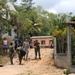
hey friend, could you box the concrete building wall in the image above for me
[2,28,17,39]
[30,36,53,47]
[54,53,68,68]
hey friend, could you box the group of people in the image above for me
[2,37,41,65]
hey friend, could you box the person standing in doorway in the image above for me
[23,39,29,60]
[34,40,41,60]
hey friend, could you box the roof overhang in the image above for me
[66,21,75,25]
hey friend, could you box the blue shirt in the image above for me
[14,38,19,45]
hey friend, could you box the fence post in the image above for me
[67,25,71,68]
[54,36,57,55]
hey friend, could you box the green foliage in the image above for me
[0,0,6,19]
[52,28,67,53]
[70,27,75,65]
[0,0,74,43]
[71,16,75,21]
[0,0,12,36]
[64,68,70,75]
[10,0,17,2]
[17,0,34,11]
[14,3,60,37]
[52,13,68,53]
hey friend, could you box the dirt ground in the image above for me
[0,48,73,75]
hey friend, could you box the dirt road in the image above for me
[0,48,64,75]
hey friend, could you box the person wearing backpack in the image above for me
[18,46,26,65]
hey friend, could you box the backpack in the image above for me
[20,49,26,57]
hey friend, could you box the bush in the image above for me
[64,68,70,75]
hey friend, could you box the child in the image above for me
[9,42,14,65]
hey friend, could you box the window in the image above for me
[49,40,52,44]
[41,40,45,44]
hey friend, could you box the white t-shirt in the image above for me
[3,40,7,45]
[23,41,29,51]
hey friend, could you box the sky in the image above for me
[16,0,75,15]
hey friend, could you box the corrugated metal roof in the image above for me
[30,36,53,39]
[66,21,75,25]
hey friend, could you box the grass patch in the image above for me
[0,55,9,64]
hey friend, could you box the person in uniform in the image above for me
[9,42,14,65]
[34,40,41,60]
[18,46,26,65]
[16,45,26,65]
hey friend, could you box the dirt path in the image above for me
[0,48,64,75]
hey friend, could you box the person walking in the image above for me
[23,39,29,60]
[34,40,41,60]
[9,42,14,65]
[18,45,26,65]
[14,36,19,51]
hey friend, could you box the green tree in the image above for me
[52,13,72,53]
[0,0,12,36]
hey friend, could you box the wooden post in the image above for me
[54,36,57,55]
[67,25,71,68]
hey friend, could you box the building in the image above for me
[30,36,53,48]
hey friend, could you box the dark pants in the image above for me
[10,57,13,64]
[19,55,23,65]
[19,50,26,65]
[9,53,14,64]
[35,48,41,59]
[15,44,18,50]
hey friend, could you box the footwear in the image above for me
[26,58,28,61]
[35,57,37,59]
[11,63,14,65]
[39,57,41,60]
[19,63,21,65]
